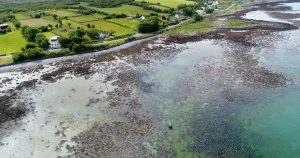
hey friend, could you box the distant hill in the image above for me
[0,0,55,4]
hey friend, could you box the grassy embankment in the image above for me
[225,19,259,28]
[164,20,216,35]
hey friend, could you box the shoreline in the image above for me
[0,0,298,72]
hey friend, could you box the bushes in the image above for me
[193,14,204,22]
[70,43,93,53]
[13,48,45,62]
[0,27,11,35]
[13,21,21,29]
[39,26,49,32]
[138,16,160,33]
[89,0,133,8]
[86,28,100,39]
[104,13,127,19]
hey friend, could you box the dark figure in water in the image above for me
[168,123,173,130]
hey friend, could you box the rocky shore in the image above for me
[0,1,299,157]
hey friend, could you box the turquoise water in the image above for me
[140,30,300,157]
[241,30,300,157]
[241,88,300,158]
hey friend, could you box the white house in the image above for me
[138,16,145,20]
[174,14,180,18]
[49,36,61,49]
[99,31,110,38]
[196,10,206,16]
[207,1,219,9]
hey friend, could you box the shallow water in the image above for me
[139,30,300,157]
[242,10,291,24]
[1,2,300,158]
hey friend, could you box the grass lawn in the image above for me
[86,20,135,36]
[51,28,72,37]
[43,16,55,21]
[92,13,107,19]
[108,18,139,30]
[95,5,155,17]
[62,19,87,29]
[164,20,215,35]
[0,56,13,65]
[20,18,57,27]
[69,15,98,23]
[50,10,77,17]
[149,4,170,10]
[13,13,31,20]
[0,30,27,55]
[42,32,57,40]
[136,0,195,8]
[225,19,259,28]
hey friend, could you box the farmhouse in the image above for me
[207,1,220,9]
[196,10,206,16]
[49,36,61,49]
[0,24,9,30]
[138,16,146,20]
[99,31,110,38]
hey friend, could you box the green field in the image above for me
[164,20,215,34]
[108,18,139,30]
[13,13,31,20]
[62,19,87,29]
[0,56,13,65]
[225,19,259,28]
[0,30,27,55]
[92,13,107,19]
[42,32,57,40]
[95,5,155,17]
[86,20,135,36]
[136,0,195,8]
[150,4,170,10]
[69,15,98,23]
[50,10,77,17]
[20,18,57,27]
[51,28,72,37]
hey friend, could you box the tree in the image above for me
[59,37,72,48]
[205,8,214,14]
[138,16,160,33]
[23,27,40,42]
[48,24,53,30]
[14,21,21,29]
[183,7,194,16]
[86,28,99,39]
[39,26,49,32]
[87,23,91,28]
[35,34,49,50]
[25,48,44,59]
[69,28,85,39]
[34,14,41,18]
[67,23,71,28]
[52,14,58,20]
[21,25,29,35]
[193,14,204,22]
[14,48,44,62]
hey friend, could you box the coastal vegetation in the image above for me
[0,0,243,65]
